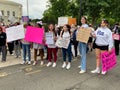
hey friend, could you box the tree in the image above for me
[42,0,120,25]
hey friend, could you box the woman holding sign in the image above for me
[78,16,89,73]
[46,24,58,68]
[21,24,31,65]
[91,19,113,75]
[33,23,44,66]
[60,24,72,70]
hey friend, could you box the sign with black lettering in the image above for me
[101,48,117,72]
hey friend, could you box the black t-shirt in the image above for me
[0,32,7,46]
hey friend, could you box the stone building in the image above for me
[0,0,22,25]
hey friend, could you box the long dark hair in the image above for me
[48,24,57,36]
[61,24,71,37]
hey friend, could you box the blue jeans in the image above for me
[62,43,72,62]
[79,42,87,71]
[22,44,31,61]
[14,41,21,57]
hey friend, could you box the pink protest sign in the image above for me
[113,34,120,40]
[25,26,44,44]
[101,48,117,72]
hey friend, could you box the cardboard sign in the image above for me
[58,17,77,26]
[55,37,70,49]
[101,48,117,72]
[25,26,44,44]
[6,25,25,42]
[45,32,54,44]
[68,18,76,25]
[76,28,91,43]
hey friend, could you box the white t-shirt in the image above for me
[62,31,70,40]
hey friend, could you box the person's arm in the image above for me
[108,30,114,51]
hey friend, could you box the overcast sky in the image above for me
[9,0,48,19]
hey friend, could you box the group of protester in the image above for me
[0,16,120,75]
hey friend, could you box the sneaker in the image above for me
[91,69,100,74]
[10,53,14,56]
[33,61,37,65]
[101,71,107,75]
[26,57,29,60]
[28,61,31,65]
[46,62,52,67]
[52,62,56,67]
[21,61,26,65]
[79,70,86,74]
[1,60,6,63]
[15,56,18,58]
[40,61,44,65]
[78,65,81,68]
[62,62,66,68]
[66,63,71,70]
[18,56,21,58]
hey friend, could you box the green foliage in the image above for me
[42,0,120,25]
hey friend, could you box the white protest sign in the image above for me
[58,17,68,26]
[45,32,54,44]
[6,25,25,42]
[55,37,70,49]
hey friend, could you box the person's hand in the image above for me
[108,49,112,54]
[92,33,96,38]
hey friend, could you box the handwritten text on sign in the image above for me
[45,32,54,44]
[55,37,70,49]
[25,26,44,44]
[76,28,91,43]
[6,25,25,42]
[101,48,117,72]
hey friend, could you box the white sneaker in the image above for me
[46,62,52,67]
[66,63,71,70]
[33,61,37,65]
[21,61,26,65]
[91,69,100,74]
[52,62,56,67]
[101,71,107,75]
[40,61,44,65]
[26,57,29,60]
[62,62,66,68]
[10,53,14,56]
[78,65,81,68]
[18,56,21,58]
[28,61,31,65]
[79,70,86,74]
